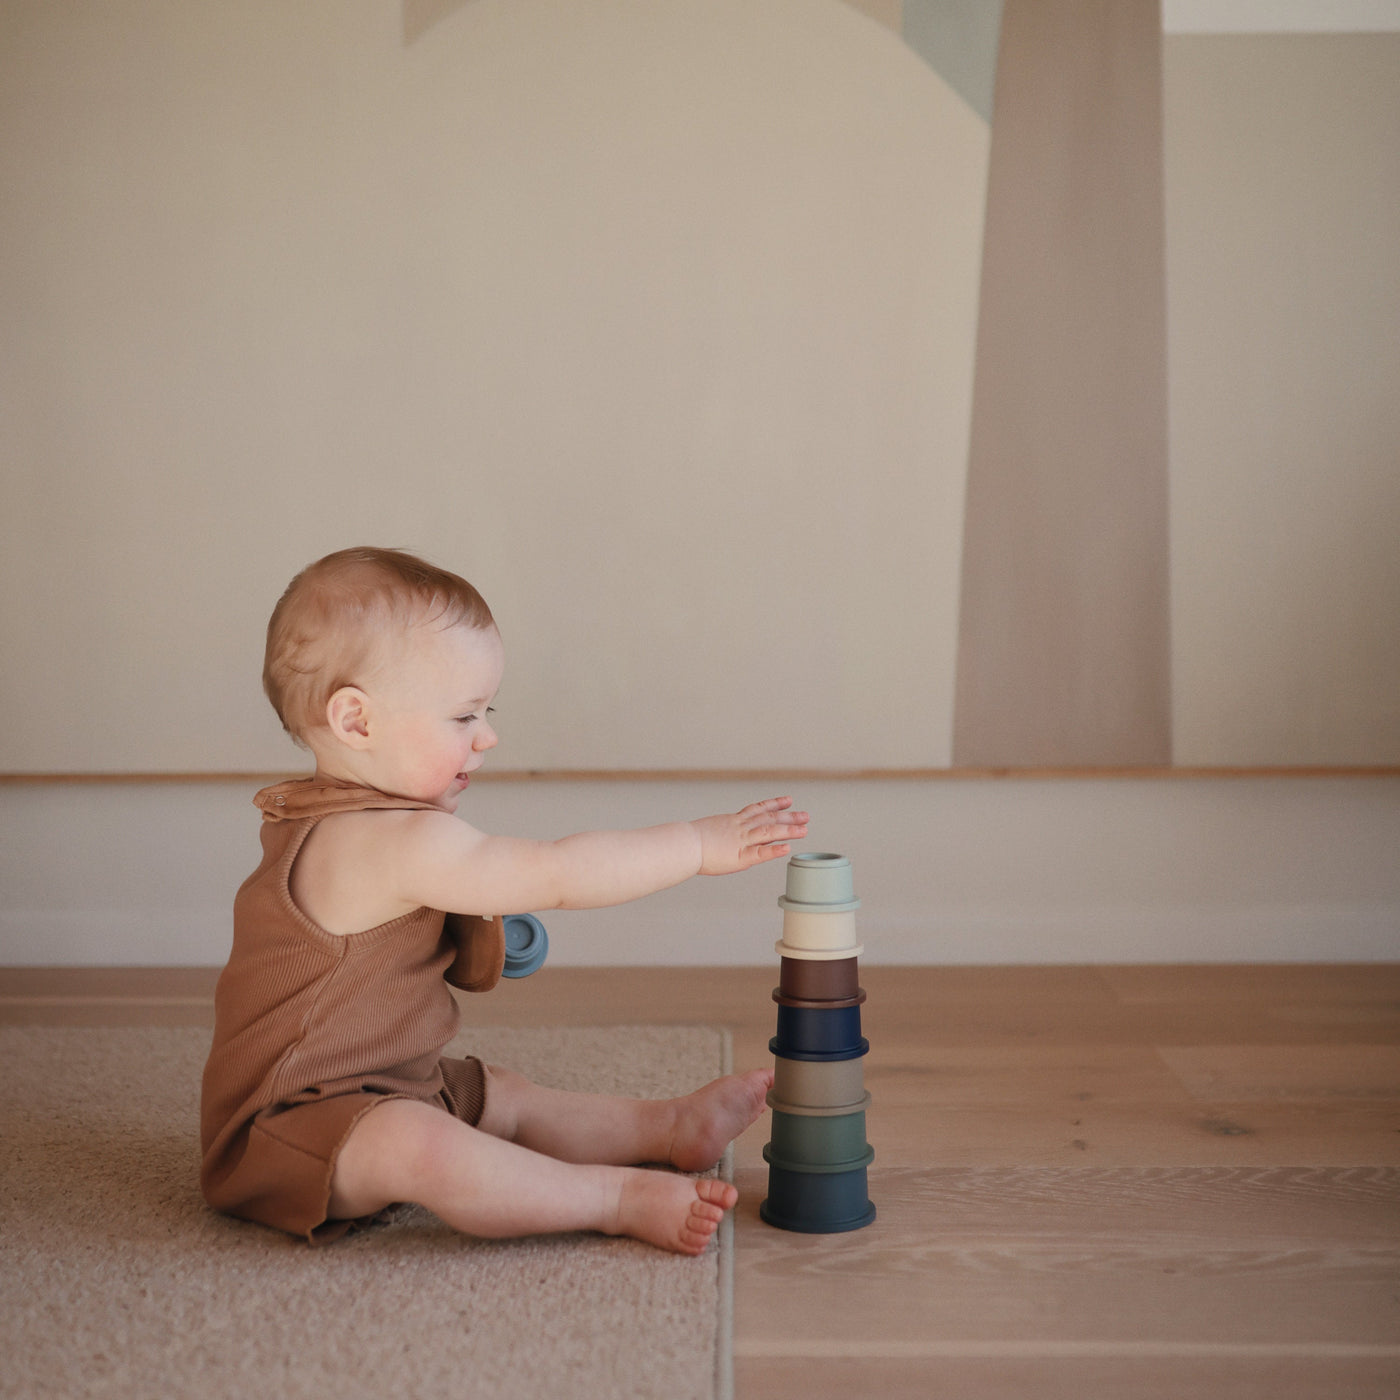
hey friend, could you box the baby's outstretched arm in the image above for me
[372,797,809,917]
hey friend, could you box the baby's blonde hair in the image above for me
[263,546,495,746]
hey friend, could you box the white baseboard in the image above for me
[3,776,1398,966]
[3,901,1395,967]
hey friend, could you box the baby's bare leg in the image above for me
[328,1098,736,1254]
[479,1065,773,1171]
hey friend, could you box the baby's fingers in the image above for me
[742,840,793,867]
[747,810,809,837]
[740,798,809,826]
[745,816,809,854]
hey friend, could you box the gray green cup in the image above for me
[770,1055,867,1110]
[767,1099,871,1168]
[780,852,860,911]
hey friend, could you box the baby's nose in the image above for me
[475,723,498,751]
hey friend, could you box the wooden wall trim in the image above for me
[953,0,1173,765]
[2,767,1398,785]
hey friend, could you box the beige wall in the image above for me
[0,0,987,774]
[4,5,1397,776]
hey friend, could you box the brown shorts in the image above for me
[209,1055,488,1244]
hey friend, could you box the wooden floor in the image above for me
[4,963,1398,1399]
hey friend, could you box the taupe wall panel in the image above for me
[403,0,471,45]
[953,0,1173,767]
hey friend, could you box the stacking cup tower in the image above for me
[760,853,876,1233]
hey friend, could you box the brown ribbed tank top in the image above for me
[199,777,504,1216]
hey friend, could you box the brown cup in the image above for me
[779,955,860,1002]
[772,986,866,1011]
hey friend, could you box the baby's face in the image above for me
[361,620,504,811]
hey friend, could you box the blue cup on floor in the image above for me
[501,914,548,978]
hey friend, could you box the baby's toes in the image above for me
[679,1212,722,1253]
[690,1199,725,1227]
[696,1178,738,1210]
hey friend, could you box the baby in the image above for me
[200,546,808,1253]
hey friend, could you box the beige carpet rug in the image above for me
[0,1024,734,1400]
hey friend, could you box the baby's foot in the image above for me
[613,1171,739,1255]
[667,1069,773,1173]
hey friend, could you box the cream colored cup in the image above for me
[774,939,866,962]
[780,908,858,952]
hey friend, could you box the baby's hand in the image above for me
[693,798,809,875]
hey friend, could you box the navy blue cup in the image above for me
[760,1151,877,1234]
[771,1001,864,1057]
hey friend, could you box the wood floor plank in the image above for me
[732,1165,1400,1349]
[1157,1044,1400,1101]
[736,1352,1400,1400]
[1100,963,1400,1005]
[0,966,220,1000]
[866,1043,1191,1107]
[0,965,220,1026]
[845,1099,1400,1168]
[1100,965,1400,1046]
[854,965,1146,1046]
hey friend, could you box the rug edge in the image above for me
[716,1024,735,1400]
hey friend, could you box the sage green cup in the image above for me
[782,852,858,907]
[766,1096,872,1169]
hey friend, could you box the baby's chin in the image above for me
[433,773,473,811]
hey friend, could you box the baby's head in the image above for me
[264,546,495,750]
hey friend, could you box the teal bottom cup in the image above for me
[759,1152,876,1234]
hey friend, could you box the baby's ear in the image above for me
[324,687,372,748]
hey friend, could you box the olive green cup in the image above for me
[770,1056,867,1111]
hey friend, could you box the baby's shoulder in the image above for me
[312,803,447,848]
[292,807,463,934]
[316,804,479,862]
